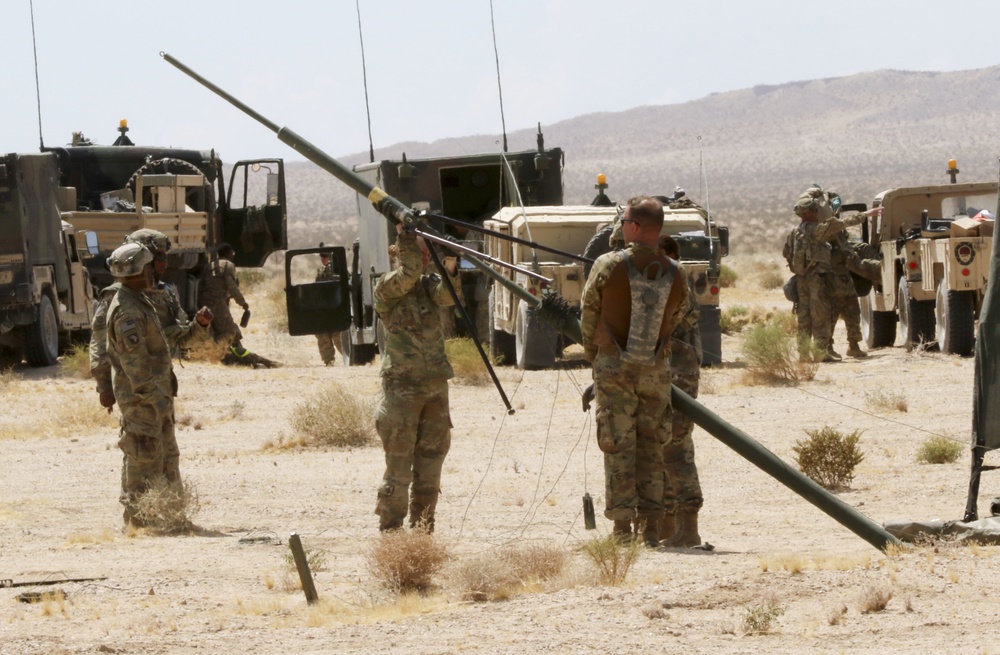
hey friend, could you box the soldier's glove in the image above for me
[581,383,595,412]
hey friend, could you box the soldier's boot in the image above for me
[846,342,867,358]
[612,520,634,544]
[408,493,437,533]
[658,512,677,542]
[664,511,701,548]
[823,348,842,363]
[639,520,660,549]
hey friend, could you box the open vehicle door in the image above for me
[224,159,287,266]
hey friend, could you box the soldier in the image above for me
[198,242,248,349]
[829,230,867,358]
[581,196,687,548]
[657,236,704,547]
[91,229,212,415]
[315,245,344,366]
[104,242,177,527]
[372,224,461,532]
[783,186,869,362]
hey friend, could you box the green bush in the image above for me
[793,426,865,489]
[741,319,818,383]
[916,436,963,464]
[237,269,267,290]
[718,264,739,288]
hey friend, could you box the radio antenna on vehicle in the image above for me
[29,0,45,149]
[489,0,509,153]
[355,0,375,163]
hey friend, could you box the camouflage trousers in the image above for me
[593,352,671,522]
[201,292,242,344]
[831,293,862,345]
[795,272,834,352]
[117,400,179,522]
[316,331,343,365]
[374,377,452,530]
[663,368,703,515]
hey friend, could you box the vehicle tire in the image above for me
[582,225,615,279]
[860,292,896,349]
[514,300,557,370]
[487,286,515,366]
[340,331,377,366]
[897,276,936,350]
[22,294,60,367]
[936,286,975,356]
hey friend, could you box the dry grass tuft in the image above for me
[451,543,567,601]
[740,319,819,384]
[59,343,92,379]
[720,304,774,335]
[828,603,848,626]
[864,389,908,413]
[857,582,893,613]
[49,393,119,434]
[445,338,493,386]
[580,534,641,586]
[793,426,865,490]
[915,436,964,465]
[366,528,449,593]
[184,338,231,364]
[739,595,785,635]
[284,382,376,449]
[65,529,116,546]
[130,478,201,534]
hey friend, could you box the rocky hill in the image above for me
[286,66,1000,255]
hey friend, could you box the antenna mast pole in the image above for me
[29,0,45,149]
[489,0,508,153]
[356,0,375,163]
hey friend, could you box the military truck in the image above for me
[45,121,287,316]
[341,134,564,365]
[0,153,96,367]
[483,205,610,369]
[859,161,997,355]
[580,190,729,367]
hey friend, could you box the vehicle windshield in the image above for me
[942,193,997,219]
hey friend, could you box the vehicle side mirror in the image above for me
[717,226,730,257]
[85,231,100,255]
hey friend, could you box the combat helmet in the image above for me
[125,228,171,254]
[107,242,153,278]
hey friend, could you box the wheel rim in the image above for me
[935,285,948,349]
[860,294,873,344]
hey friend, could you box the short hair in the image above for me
[659,235,679,258]
[217,243,235,258]
[625,196,664,230]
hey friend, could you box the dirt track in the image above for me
[2,282,999,655]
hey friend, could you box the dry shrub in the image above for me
[793,426,865,490]
[237,269,267,291]
[184,337,231,363]
[741,319,819,384]
[916,436,964,464]
[857,583,893,613]
[864,389,908,413]
[59,343,92,379]
[828,604,848,626]
[287,382,376,448]
[366,528,449,593]
[580,534,641,586]
[51,393,118,433]
[739,595,785,635]
[718,264,739,288]
[451,543,567,601]
[131,478,201,534]
[283,547,329,574]
[720,304,773,334]
[445,338,492,386]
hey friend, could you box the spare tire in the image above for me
[127,158,210,211]
[582,225,615,278]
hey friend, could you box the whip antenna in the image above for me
[29,0,45,149]
[489,0,508,153]
[355,0,375,163]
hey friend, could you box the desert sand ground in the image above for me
[3,270,1000,655]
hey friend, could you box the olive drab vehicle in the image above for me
[0,153,95,367]
[49,121,287,316]
[340,133,564,365]
[859,160,997,355]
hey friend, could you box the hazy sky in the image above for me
[4,0,998,163]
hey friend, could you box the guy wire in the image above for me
[355,0,375,163]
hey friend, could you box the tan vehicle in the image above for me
[484,205,612,369]
[860,161,996,355]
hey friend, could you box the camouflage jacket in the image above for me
[374,231,460,381]
[670,268,702,388]
[107,285,173,413]
[201,258,246,308]
[316,262,335,282]
[581,242,686,363]
[785,213,863,276]
[90,281,207,394]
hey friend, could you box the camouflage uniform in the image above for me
[199,258,246,344]
[581,242,683,532]
[828,232,863,352]
[372,230,461,531]
[107,285,176,525]
[783,190,863,356]
[847,241,883,282]
[662,276,703,517]
[315,261,344,365]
